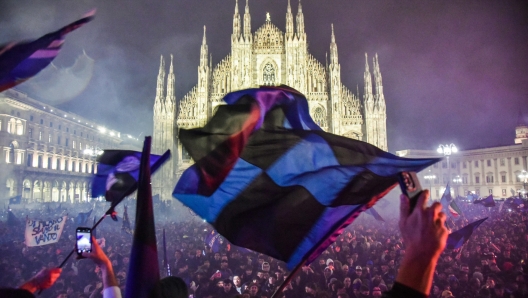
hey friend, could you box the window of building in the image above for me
[514,157,519,165]
[435,189,440,198]
[38,156,43,168]
[56,158,61,170]
[47,157,52,169]
[65,138,69,147]
[30,115,34,121]
[58,136,61,145]
[433,163,438,168]
[39,131,42,141]
[500,159,505,166]
[48,134,52,143]
[462,175,468,184]
[78,162,82,172]
[476,189,480,196]
[262,62,276,86]
[50,122,53,128]
[79,142,82,150]
[74,130,76,135]
[27,153,33,167]
[463,162,467,169]
[434,177,439,184]
[313,107,327,128]
[451,162,456,169]
[7,143,15,163]
[59,125,61,130]
[474,160,479,167]
[66,128,69,132]
[502,189,506,196]
[443,174,448,184]
[487,160,491,167]
[73,140,76,149]
[488,189,493,195]
[486,175,494,183]
[11,110,14,115]
[40,119,43,124]
[501,175,506,183]
[442,162,447,169]
[475,176,480,184]
[28,128,33,138]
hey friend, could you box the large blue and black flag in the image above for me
[9,195,22,205]
[0,10,95,92]
[446,217,487,249]
[91,149,170,211]
[205,229,224,253]
[173,86,440,270]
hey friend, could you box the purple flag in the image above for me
[0,10,95,92]
[446,218,487,249]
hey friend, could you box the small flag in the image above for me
[448,200,462,219]
[474,194,495,207]
[440,184,452,209]
[9,195,22,205]
[91,150,170,211]
[205,230,224,253]
[365,207,385,222]
[0,10,95,92]
[173,86,440,270]
[125,137,160,298]
[7,210,20,226]
[122,205,132,235]
[510,188,516,196]
[75,209,93,226]
[446,218,487,249]
[466,192,478,201]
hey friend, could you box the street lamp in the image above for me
[424,173,436,193]
[519,170,528,198]
[438,143,458,195]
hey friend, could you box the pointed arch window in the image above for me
[313,107,327,128]
[262,63,276,86]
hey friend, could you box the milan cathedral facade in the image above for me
[152,0,387,201]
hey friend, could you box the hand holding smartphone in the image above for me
[398,172,423,214]
[76,227,92,255]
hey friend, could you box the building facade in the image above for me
[395,126,528,200]
[0,88,140,204]
[152,0,388,201]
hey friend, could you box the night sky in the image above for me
[1,0,527,152]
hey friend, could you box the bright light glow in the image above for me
[64,115,67,117]
[50,109,53,112]
[437,144,458,156]
[109,132,115,136]
[98,127,106,133]
[83,148,94,155]
[437,147,443,154]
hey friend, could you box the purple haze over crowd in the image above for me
[1,0,527,152]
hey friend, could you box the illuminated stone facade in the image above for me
[0,89,140,204]
[152,0,388,200]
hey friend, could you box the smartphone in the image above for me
[398,171,423,213]
[76,227,92,255]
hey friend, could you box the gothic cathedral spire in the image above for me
[233,0,240,39]
[296,0,305,39]
[330,24,338,66]
[166,54,175,107]
[285,0,294,39]
[243,0,252,40]
[154,55,165,114]
[364,53,373,104]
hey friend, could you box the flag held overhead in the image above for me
[173,86,440,270]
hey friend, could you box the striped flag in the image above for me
[173,86,440,270]
[0,10,95,92]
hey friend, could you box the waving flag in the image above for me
[474,194,496,207]
[440,184,452,208]
[446,218,487,249]
[0,10,95,92]
[122,205,132,235]
[205,229,224,253]
[125,137,160,298]
[91,150,170,210]
[448,200,462,218]
[173,86,440,270]
[365,207,385,222]
[75,209,93,226]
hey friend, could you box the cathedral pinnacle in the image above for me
[202,26,207,45]
[331,23,335,43]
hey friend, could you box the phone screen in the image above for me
[76,227,92,254]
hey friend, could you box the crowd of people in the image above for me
[0,192,527,298]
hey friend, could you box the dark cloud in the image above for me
[1,0,527,151]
